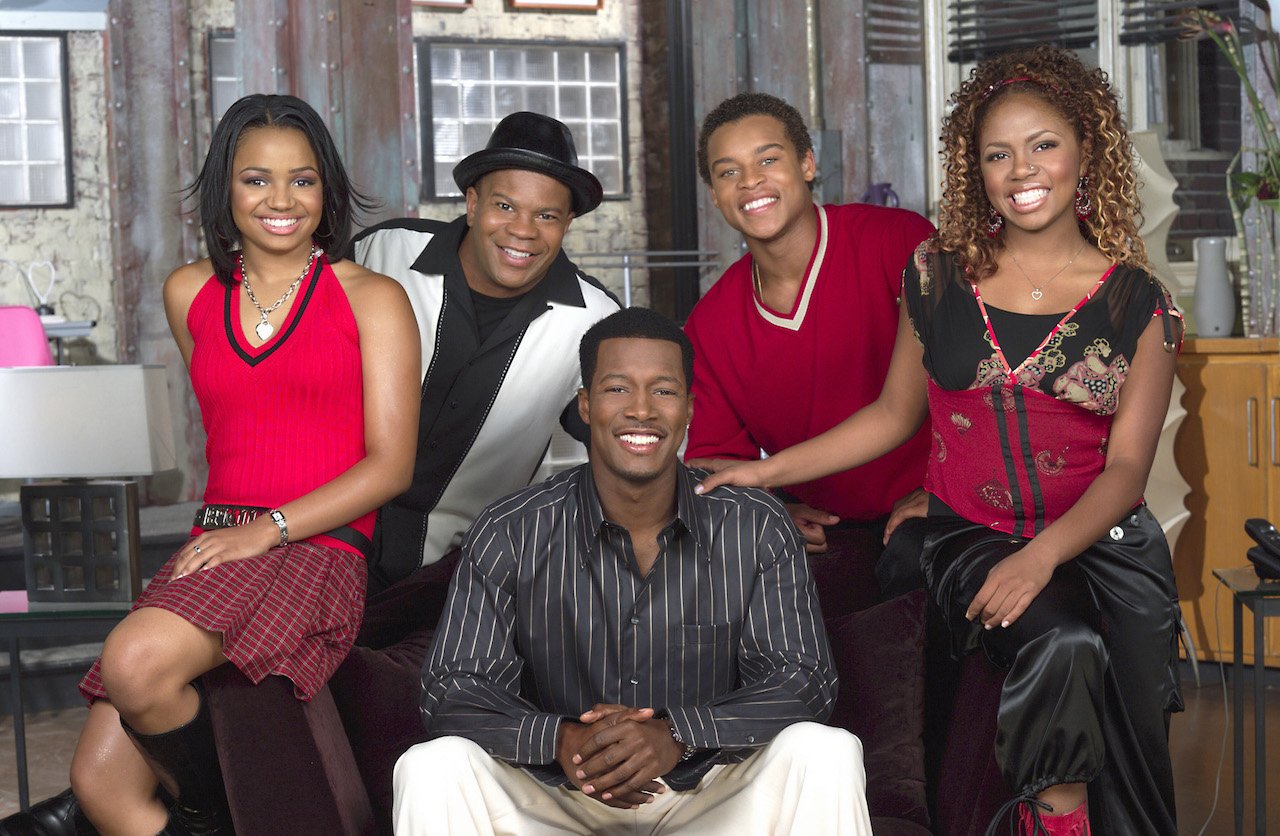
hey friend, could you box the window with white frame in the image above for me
[0,33,70,208]
[416,40,626,201]
[208,32,242,126]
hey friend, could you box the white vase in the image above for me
[1194,237,1234,337]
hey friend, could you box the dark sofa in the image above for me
[205,524,1010,835]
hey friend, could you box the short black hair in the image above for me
[188,94,378,286]
[579,307,694,390]
[696,92,814,185]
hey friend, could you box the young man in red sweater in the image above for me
[685,93,935,610]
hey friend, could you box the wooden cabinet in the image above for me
[1174,337,1280,666]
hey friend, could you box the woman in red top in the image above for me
[697,46,1182,835]
[56,95,419,834]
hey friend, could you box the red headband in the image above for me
[981,75,1064,100]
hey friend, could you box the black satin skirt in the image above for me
[920,505,1183,835]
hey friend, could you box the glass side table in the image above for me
[0,596,126,810]
[1212,566,1280,836]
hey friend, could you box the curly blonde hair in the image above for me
[936,44,1147,279]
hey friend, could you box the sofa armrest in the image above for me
[203,666,374,836]
[329,628,435,833]
[869,818,933,836]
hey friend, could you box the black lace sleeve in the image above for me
[902,240,968,382]
[1102,266,1186,358]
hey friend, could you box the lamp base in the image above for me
[20,481,142,610]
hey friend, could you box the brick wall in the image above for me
[1166,157,1236,246]
[1197,39,1241,152]
[1165,42,1241,256]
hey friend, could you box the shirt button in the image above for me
[629,616,640,625]
[630,678,639,685]
[450,400,459,409]
[746,735,755,744]
[428,441,439,450]
[1109,526,1124,541]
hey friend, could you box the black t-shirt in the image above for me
[469,288,522,344]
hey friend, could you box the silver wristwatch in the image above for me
[268,509,289,547]
[666,718,697,761]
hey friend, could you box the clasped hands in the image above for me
[555,704,685,809]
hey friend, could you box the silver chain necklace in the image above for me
[240,243,316,341]
[1007,240,1086,301]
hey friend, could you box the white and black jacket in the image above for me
[351,216,619,588]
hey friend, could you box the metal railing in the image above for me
[573,249,723,307]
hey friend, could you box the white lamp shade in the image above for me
[0,364,177,478]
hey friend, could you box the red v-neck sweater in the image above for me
[185,257,373,552]
[684,203,934,521]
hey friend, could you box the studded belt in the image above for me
[193,503,372,560]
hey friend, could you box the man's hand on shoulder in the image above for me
[883,488,928,544]
[684,457,742,474]
[785,502,840,554]
[556,705,676,808]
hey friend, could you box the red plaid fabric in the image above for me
[80,540,366,703]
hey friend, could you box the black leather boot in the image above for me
[0,789,96,836]
[121,688,233,836]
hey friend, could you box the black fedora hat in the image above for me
[452,112,604,216]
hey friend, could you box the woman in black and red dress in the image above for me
[697,45,1182,835]
[51,95,419,834]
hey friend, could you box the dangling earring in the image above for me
[986,206,1004,238]
[1074,176,1094,221]
[316,208,337,241]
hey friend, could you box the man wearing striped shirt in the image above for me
[393,307,872,835]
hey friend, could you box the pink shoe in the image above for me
[1019,801,1090,836]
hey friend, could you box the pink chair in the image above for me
[0,306,54,366]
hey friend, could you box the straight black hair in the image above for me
[188,94,378,286]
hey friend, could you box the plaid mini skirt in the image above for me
[79,539,366,703]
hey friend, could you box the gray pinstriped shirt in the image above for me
[420,462,836,789]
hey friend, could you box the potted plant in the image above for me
[1184,3,1280,336]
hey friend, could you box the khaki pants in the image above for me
[392,722,873,835]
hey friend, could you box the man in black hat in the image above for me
[350,111,620,594]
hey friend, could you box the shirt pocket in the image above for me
[681,622,736,646]
[675,622,739,697]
